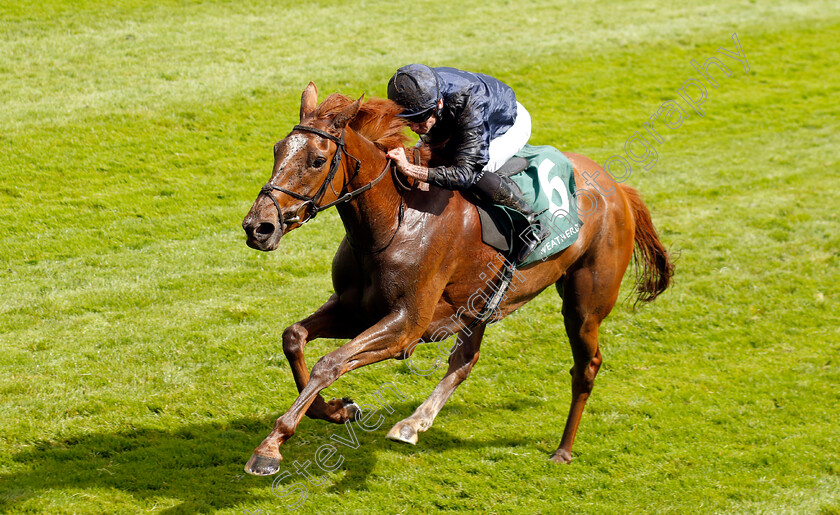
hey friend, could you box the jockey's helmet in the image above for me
[387,64,442,122]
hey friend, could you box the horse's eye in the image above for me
[312,157,327,169]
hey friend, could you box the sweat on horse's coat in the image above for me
[241,82,673,476]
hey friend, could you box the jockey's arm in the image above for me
[388,96,487,189]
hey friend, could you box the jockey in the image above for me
[386,64,549,265]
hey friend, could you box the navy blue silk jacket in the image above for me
[422,67,518,190]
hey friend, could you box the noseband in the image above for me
[260,124,389,225]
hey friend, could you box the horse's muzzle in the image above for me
[242,213,283,251]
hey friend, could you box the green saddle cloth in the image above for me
[485,144,583,267]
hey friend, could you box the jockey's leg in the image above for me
[472,171,550,265]
[473,101,548,264]
[484,101,532,171]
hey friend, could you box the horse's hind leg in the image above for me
[551,262,624,463]
[282,294,364,423]
[386,325,486,445]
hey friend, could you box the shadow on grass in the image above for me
[0,398,535,512]
[323,399,536,499]
[1,416,276,512]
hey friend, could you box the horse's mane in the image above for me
[312,93,410,151]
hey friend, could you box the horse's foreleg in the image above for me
[282,294,365,423]
[386,325,486,445]
[246,310,421,476]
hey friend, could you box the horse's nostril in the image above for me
[257,222,275,235]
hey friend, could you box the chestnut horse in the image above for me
[241,83,673,475]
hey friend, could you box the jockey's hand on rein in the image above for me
[387,147,430,182]
[386,147,408,169]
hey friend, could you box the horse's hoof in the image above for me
[385,422,418,445]
[245,452,282,476]
[343,400,362,421]
[549,449,572,464]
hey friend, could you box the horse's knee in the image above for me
[571,357,601,393]
[590,352,602,373]
[311,353,343,383]
[282,324,306,357]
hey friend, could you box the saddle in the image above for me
[407,145,581,266]
[475,157,527,254]
[495,156,529,179]
[475,145,583,267]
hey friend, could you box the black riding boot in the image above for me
[474,172,551,265]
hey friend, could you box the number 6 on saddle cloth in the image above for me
[477,144,583,267]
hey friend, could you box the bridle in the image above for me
[259,123,403,254]
[260,124,391,226]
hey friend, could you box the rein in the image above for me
[260,123,403,254]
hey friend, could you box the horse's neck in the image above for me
[334,130,401,250]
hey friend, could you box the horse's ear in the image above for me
[331,94,363,130]
[300,82,318,121]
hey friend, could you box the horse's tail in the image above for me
[621,184,674,303]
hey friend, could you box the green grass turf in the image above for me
[2,0,839,513]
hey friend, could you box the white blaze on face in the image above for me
[276,134,308,174]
